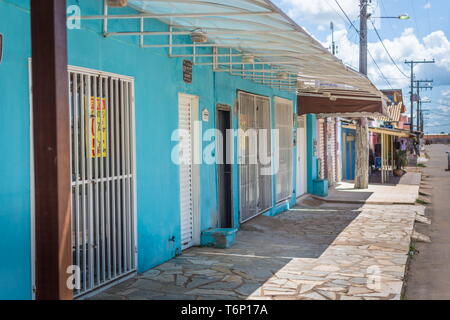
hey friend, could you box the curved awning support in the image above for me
[79,0,385,95]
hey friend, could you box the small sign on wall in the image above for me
[202,109,209,122]
[183,60,193,84]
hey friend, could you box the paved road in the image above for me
[405,144,450,300]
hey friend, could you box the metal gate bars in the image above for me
[69,67,136,298]
[238,91,272,223]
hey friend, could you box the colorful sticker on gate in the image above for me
[88,97,107,158]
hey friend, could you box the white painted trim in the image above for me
[67,65,134,81]
[274,96,294,202]
[237,91,273,223]
[131,78,138,270]
[28,58,36,300]
[28,60,138,298]
[76,271,137,300]
[178,93,201,248]
[296,115,307,198]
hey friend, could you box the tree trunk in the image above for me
[354,118,369,189]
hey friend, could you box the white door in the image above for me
[274,97,294,203]
[296,116,307,197]
[178,94,199,250]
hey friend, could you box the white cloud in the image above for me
[280,1,450,89]
[280,0,450,133]
[442,89,450,97]
[318,27,450,89]
[281,0,383,30]
[281,0,359,30]
[438,89,450,109]
[438,106,450,113]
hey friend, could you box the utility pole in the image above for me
[416,81,420,130]
[330,22,338,55]
[359,0,368,76]
[420,103,432,132]
[415,80,433,131]
[354,0,370,190]
[405,60,435,132]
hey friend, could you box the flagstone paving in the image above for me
[314,176,420,205]
[92,203,418,300]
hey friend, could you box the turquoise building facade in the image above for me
[0,0,319,299]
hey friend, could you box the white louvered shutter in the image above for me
[179,96,194,249]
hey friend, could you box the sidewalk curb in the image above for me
[310,195,416,206]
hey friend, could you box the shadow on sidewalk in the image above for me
[91,203,362,300]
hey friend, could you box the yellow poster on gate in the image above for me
[88,97,107,158]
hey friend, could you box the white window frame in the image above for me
[274,96,294,203]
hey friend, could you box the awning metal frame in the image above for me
[77,0,385,95]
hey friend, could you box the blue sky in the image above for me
[273,0,450,133]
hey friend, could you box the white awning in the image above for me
[82,0,384,96]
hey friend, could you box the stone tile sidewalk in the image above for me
[314,174,421,205]
[92,202,418,300]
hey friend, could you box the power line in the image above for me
[333,0,359,34]
[367,50,393,88]
[379,0,395,33]
[333,0,393,89]
[369,18,409,78]
[424,112,450,118]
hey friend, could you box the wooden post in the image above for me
[354,118,369,189]
[391,136,394,176]
[323,118,328,180]
[381,134,385,184]
[31,0,72,300]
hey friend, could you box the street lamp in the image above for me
[398,14,411,20]
[370,14,410,20]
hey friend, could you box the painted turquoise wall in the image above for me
[0,0,32,300]
[0,0,298,299]
[306,114,319,193]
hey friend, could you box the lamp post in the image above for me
[370,14,410,20]
[355,2,410,190]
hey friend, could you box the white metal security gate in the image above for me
[326,118,337,185]
[296,115,307,197]
[318,119,325,179]
[238,91,272,223]
[69,67,136,298]
[275,97,293,202]
[178,94,199,250]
